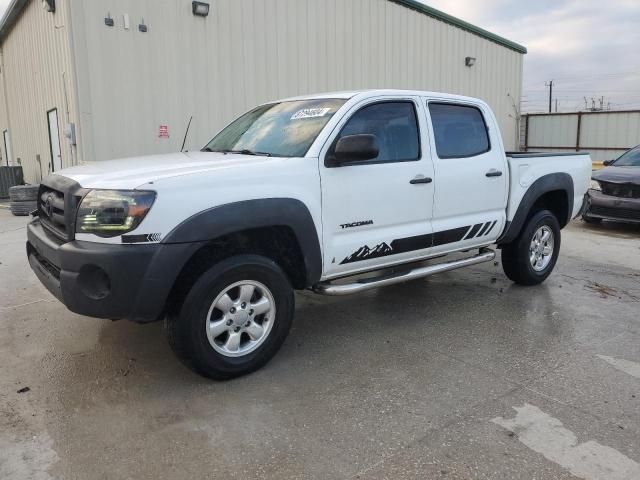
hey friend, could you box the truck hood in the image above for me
[592,165,640,185]
[56,151,280,189]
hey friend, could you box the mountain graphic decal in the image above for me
[340,242,393,264]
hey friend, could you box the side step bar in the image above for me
[312,248,496,296]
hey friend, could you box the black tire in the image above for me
[10,200,37,216]
[9,185,39,202]
[501,209,561,286]
[165,254,294,380]
[582,215,602,225]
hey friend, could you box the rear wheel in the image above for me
[165,255,294,380]
[501,209,561,285]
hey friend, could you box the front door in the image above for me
[47,109,62,172]
[424,100,509,254]
[320,98,435,279]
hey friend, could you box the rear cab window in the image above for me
[428,103,491,159]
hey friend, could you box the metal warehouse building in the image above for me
[0,0,526,183]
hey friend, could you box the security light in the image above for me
[42,0,55,13]
[192,1,210,17]
[465,57,476,67]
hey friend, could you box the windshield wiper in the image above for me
[201,148,273,157]
[220,149,272,157]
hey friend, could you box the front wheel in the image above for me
[501,209,561,286]
[165,255,295,380]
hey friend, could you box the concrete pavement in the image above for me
[1,209,639,479]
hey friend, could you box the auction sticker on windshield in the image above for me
[291,108,331,120]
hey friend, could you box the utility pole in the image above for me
[555,98,558,113]
[545,80,554,113]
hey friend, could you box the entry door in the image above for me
[47,109,62,172]
[425,100,508,254]
[3,130,11,166]
[320,98,435,279]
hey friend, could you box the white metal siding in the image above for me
[0,0,79,183]
[527,115,577,150]
[525,111,640,164]
[69,0,523,163]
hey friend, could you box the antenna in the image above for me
[181,116,193,152]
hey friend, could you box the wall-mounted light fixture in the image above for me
[42,0,55,13]
[465,56,476,67]
[139,18,148,33]
[192,1,210,17]
[105,13,115,27]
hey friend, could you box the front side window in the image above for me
[331,101,420,163]
[612,146,640,167]
[429,103,490,159]
[203,99,346,157]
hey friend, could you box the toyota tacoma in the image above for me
[27,90,592,379]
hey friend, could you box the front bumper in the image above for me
[27,219,201,322]
[584,190,640,224]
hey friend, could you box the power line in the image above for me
[535,69,640,82]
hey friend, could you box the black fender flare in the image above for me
[162,198,322,285]
[498,173,574,245]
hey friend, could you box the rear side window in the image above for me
[429,103,490,159]
[334,102,420,163]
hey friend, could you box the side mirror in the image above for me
[603,159,613,166]
[334,134,379,164]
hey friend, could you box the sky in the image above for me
[1,1,638,113]
[425,0,640,113]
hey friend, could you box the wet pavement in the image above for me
[1,209,639,479]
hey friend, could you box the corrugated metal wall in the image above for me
[69,0,523,163]
[524,111,640,165]
[0,0,79,183]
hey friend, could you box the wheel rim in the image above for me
[205,280,276,357]
[529,226,554,272]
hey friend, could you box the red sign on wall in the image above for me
[158,125,169,138]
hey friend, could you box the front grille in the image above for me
[590,205,640,221]
[38,185,68,240]
[600,181,640,199]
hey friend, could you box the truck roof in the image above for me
[277,89,485,104]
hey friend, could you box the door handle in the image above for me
[410,175,433,185]
[485,169,503,177]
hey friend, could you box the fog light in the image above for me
[78,265,111,300]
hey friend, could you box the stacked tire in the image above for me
[9,185,39,216]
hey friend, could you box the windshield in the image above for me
[612,146,640,167]
[203,99,347,157]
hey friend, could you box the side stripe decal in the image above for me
[484,220,498,236]
[464,223,483,240]
[340,220,498,264]
[476,221,492,237]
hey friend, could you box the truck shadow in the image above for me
[57,267,559,390]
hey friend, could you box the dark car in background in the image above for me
[583,145,640,224]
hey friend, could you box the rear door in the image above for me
[424,100,508,254]
[319,97,435,279]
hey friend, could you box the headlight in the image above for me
[76,190,156,237]
[589,180,602,191]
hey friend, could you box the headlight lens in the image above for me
[76,190,156,237]
[589,180,602,191]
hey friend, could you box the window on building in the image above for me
[333,102,421,163]
[429,103,490,159]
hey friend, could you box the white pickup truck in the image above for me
[27,90,591,379]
